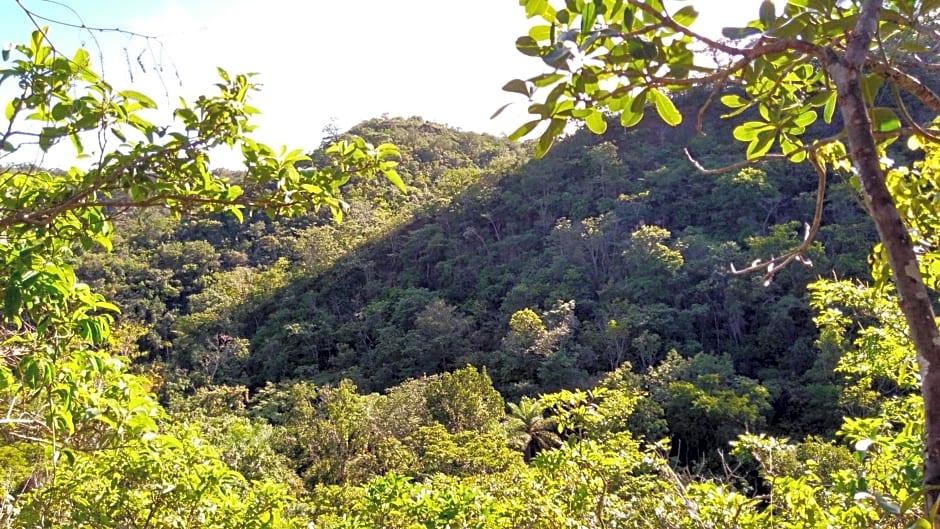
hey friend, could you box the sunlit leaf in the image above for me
[584,109,607,134]
[649,88,682,126]
[871,107,900,132]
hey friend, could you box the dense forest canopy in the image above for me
[1,0,940,527]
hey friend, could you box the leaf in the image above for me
[722,26,762,39]
[516,36,542,57]
[531,72,565,87]
[733,121,772,142]
[746,129,775,159]
[872,107,900,132]
[792,110,817,128]
[672,5,698,26]
[620,91,646,128]
[861,74,884,105]
[584,109,607,134]
[529,25,553,41]
[509,120,541,141]
[901,492,925,514]
[759,0,776,27]
[535,118,566,158]
[3,283,21,321]
[119,90,158,109]
[503,79,532,97]
[490,102,513,120]
[382,168,407,193]
[823,91,837,124]
[72,46,89,65]
[525,0,550,18]
[720,94,748,108]
[649,89,681,126]
[580,1,596,35]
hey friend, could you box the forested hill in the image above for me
[81,114,876,442]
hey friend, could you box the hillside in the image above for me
[79,114,878,453]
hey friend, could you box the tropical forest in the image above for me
[3,0,940,527]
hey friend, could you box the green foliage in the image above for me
[425,366,505,434]
[16,427,290,529]
[505,397,561,461]
[5,2,936,525]
[0,28,403,527]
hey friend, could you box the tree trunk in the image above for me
[831,0,940,514]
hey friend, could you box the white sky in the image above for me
[1,0,765,168]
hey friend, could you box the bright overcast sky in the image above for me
[1,0,764,168]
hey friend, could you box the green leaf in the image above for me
[72,47,90,67]
[759,0,776,27]
[531,72,565,87]
[872,107,901,132]
[649,89,681,126]
[747,129,775,159]
[901,492,924,514]
[720,94,748,108]
[535,118,566,158]
[584,109,607,134]
[51,103,71,121]
[503,79,532,97]
[722,26,762,39]
[580,1,596,35]
[525,0,550,18]
[3,284,21,322]
[529,25,553,41]
[490,102,513,119]
[823,91,837,124]
[620,91,646,127]
[792,110,817,128]
[383,168,406,193]
[516,36,542,57]
[509,120,541,141]
[672,5,698,26]
[861,74,884,105]
[119,90,157,109]
[733,121,772,141]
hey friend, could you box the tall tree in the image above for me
[509,0,940,511]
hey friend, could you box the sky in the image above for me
[1,0,765,168]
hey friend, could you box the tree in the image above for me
[505,396,561,461]
[424,366,505,434]
[509,0,940,511]
[0,28,401,526]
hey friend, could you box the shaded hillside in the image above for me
[186,116,876,434]
[79,114,879,443]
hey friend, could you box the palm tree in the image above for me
[505,397,561,462]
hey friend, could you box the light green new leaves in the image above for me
[733,121,777,159]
